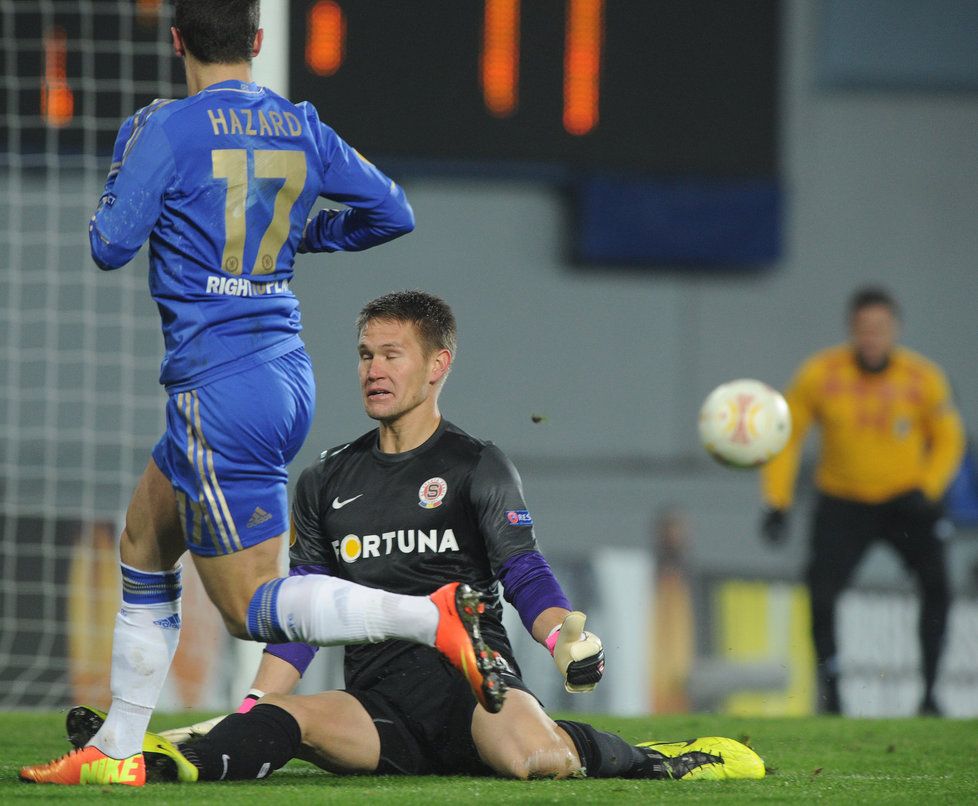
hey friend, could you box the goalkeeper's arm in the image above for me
[499,551,605,692]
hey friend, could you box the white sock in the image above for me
[273,575,437,646]
[90,566,181,758]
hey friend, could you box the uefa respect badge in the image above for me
[505,509,533,526]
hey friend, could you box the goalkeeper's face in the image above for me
[850,303,898,372]
[357,318,451,424]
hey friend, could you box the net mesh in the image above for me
[0,0,180,708]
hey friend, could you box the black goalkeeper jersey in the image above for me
[289,419,539,688]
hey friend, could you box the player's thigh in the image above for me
[119,458,186,571]
[470,689,580,779]
[190,535,284,634]
[156,350,314,560]
[357,647,487,775]
[806,495,877,599]
[263,691,380,774]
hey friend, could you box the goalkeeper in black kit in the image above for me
[67,291,764,783]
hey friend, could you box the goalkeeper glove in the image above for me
[157,713,225,745]
[157,689,264,744]
[547,611,604,693]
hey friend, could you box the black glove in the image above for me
[761,508,789,545]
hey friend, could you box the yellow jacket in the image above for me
[761,344,965,509]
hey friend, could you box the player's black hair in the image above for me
[173,0,260,65]
[848,286,900,319]
[357,290,458,361]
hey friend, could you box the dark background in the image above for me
[288,1,780,177]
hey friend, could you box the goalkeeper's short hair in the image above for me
[356,290,458,365]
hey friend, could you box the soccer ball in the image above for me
[698,379,791,468]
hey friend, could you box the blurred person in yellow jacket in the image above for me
[759,287,964,715]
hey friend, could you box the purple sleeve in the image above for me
[262,564,328,676]
[499,551,572,634]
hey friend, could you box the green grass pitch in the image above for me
[2,710,977,803]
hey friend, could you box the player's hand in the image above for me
[548,611,604,693]
[158,713,226,744]
[760,508,789,545]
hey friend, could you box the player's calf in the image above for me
[179,704,301,780]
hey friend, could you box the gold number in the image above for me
[253,151,307,275]
[212,149,248,274]
[211,148,307,276]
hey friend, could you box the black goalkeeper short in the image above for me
[345,645,531,776]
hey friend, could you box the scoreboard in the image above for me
[288,0,780,178]
[3,0,781,264]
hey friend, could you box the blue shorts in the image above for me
[152,348,315,557]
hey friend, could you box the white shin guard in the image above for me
[90,599,181,758]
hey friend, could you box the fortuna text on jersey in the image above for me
[332,529,460,563]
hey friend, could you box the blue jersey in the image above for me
[89,80,414,391]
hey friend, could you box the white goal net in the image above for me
[0,0,183,708]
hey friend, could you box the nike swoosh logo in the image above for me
[320,443,351,461]
[332,494,363,509]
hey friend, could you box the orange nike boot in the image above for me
[429,582,508,714]
[20,746,145,786]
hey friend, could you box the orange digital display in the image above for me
[136,0,162,27]
[288,1,779,177]
[563,0,603,136]
[41,27,74,128]
[306,0,346,77]
[481,0,604,135]
[481,0,520,118]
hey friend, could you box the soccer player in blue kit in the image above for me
[22,1,504,787]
